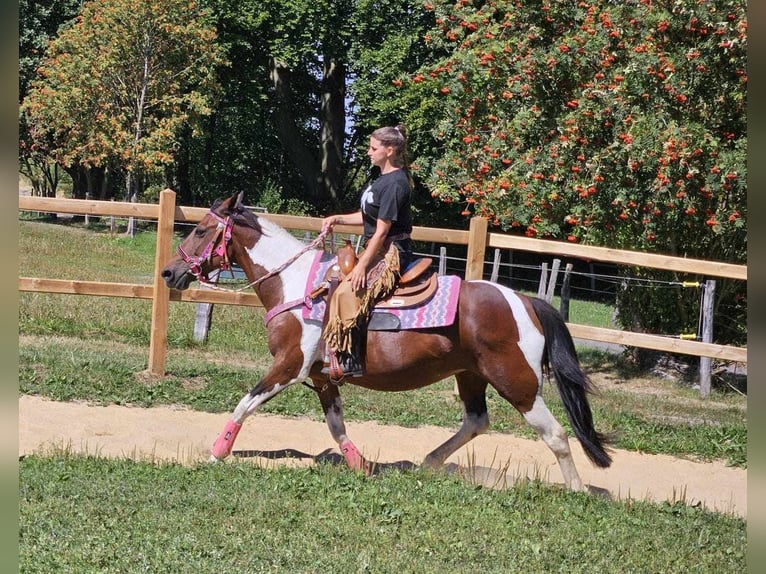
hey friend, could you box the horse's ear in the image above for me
[232,191,245,211]
[220,191,245,216]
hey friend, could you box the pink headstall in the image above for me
[177,211,233,284]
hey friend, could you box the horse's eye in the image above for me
[194,227,207,237]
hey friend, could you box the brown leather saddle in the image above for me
[375,266,437,309]
[313,238,434,302]
[317,248,436,377]
[310,251,436,330]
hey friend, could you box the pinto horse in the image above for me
[161,192,612,490]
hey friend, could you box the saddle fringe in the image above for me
[323,246,399,354]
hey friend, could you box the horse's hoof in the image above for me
[340,440,368,474]
[420,456,443,471]
[209,455,220,463]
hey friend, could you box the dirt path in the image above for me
[18,395,746,518]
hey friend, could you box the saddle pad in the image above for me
[303,250,461,330]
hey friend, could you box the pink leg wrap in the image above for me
[340,440,367,474]
[211,420,242,460]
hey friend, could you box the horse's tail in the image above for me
[529,297,612,468]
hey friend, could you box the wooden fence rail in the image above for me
[19,190,747,386]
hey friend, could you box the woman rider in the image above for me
[321,124,415,378]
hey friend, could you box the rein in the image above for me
[180,210,331,296]
[243,228,330,293]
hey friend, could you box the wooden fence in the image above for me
[19,190,747,397]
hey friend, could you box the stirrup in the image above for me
[321,352,363,382]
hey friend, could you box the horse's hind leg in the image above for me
[314,380,369,474]
[422,372,490,469]
[522,395,585,491]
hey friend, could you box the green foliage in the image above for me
[18,0,84,197]
[18,0,83,98]
[20,456,746,573]
[348,0,437,134]
[392,0,747,347]
[254,180,314,216]
[22,0,226,177]
[347,2,468,227]
[410,0,746,256]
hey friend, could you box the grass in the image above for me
[19,453,746,574]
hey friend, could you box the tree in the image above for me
[19,0,83,198]
[346,0,463,226]
[22,0,225,211]
[190,0,354,211]
[390,0,746,350]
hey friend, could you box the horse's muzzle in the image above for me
[161,262,195,290]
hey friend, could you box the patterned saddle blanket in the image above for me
[303,251,460,330]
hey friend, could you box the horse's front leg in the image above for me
[314,379,370,474]
[210,366,297,462]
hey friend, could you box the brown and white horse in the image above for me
[161,192,611,490]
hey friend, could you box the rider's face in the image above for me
[367,137,392,169]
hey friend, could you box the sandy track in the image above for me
[19,394,746,518]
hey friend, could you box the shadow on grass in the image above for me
[231,448,613,500]
[233,447,419,472]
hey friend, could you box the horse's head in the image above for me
[161,191,254,290]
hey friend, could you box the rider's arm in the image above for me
[322,211,363,230]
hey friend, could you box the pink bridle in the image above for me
[178,210,333,303]
[177,211,234,284]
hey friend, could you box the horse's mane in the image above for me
[232,205,261,231]
[218,198,304,250]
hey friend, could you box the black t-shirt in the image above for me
[360,169,412,239]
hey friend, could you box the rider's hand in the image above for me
[348,265,366,292]
[321,216,337,232]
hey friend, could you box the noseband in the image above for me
[177,211,233,284]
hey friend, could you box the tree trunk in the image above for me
[99,165,110,200]
[172,124,192,205]
[320,58,346,206]
[269,57,323,199]
[64,165,88,199]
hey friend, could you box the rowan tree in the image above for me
[395,0,747,348]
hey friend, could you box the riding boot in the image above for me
[321,322,365,381]
[321,348,363,381]
[342,321,365,377]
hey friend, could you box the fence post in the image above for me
[438,246,447,275]
[559,263,573,321]
[545,258,561,303]
[490,248,502,282]
[147,188,177,376]
[193,269,219,344]
[699,280,716,398]
[465,217,488,280]
[537,262,548,298]
[456,217,489,394]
